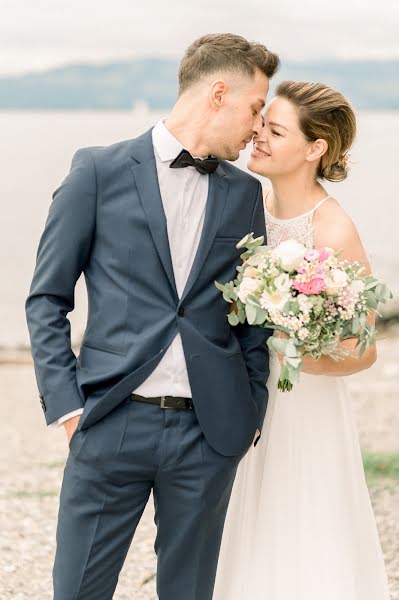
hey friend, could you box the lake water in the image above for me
[0,110,398,347]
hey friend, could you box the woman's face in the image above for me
[247,96,313,179]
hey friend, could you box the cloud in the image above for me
[0,0,398,75]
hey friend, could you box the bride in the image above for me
[213,81,391,599]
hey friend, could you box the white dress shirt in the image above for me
[53,119,209,426]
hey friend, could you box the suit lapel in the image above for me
[129,129,229,305]
[180,164,229,303]
[129,130,178,299]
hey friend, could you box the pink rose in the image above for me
[305,248,320,262]
[293,276,326,295]
[318,247,333,262]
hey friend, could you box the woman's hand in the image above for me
[273,328,376,377]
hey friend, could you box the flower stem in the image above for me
[278,379,293,392]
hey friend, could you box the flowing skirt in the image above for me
[213,352,391,599]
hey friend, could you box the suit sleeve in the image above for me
[25,148,97,425]
[235,182,273,436]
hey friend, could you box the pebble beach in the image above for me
[1,327,398,599]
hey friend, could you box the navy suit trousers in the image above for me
[53,399,246,599]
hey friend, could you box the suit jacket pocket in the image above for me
[78,343,127,374]
[214,236,242,243]
[80,341,127,356]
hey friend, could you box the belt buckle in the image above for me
[160,396,172,409]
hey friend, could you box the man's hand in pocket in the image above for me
[64,415,81,444]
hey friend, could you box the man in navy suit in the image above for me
[26,33,279,600]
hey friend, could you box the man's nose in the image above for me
[253,113,264,137]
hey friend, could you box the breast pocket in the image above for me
[214,236,242,244]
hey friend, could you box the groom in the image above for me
[26,33,279,599]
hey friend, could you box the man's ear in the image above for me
[209,79,227,110]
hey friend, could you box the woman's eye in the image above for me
[272,130,281,136]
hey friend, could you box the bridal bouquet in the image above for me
[216,234,393,392]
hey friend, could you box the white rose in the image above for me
[272,240,307,272]
[237,277,262,303]
[324,269,349,295]
[274,273,292,292]
[349,279,365,295]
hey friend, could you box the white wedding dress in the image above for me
[213,195,391,599]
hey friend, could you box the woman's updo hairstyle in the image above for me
[275,81,356,182]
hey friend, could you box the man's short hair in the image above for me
[179,33,280,94]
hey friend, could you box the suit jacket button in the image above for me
[177,306,185,317]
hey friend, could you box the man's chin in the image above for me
[222,150,240,162]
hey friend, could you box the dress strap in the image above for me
[310,195,330,213]
[263,187,271,203]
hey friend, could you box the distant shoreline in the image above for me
[1,57,398,111]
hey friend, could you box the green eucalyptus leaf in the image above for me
[282,300,300,315]
[237,302,246,322]
[351,314,359,335]
[263,324,290,333]
[246,294,261,307]
[375,283,383,299]
[245,303,258,325]
[215,280,225,292]
[222,291,233,303]
[364,278,379,291]
[253,308,269,325]
[228,311,240,326]
[236,233,253,249]
[364,291,378,309]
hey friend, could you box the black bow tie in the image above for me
[169,149,219,175]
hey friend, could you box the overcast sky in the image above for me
[1,0,398,76]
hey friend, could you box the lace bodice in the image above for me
[263,191,331,249]
[263,191,332,370]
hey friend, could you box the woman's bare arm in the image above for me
[279,200,377,376]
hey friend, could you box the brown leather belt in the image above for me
[130,393,193,410]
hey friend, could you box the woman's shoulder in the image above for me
[313,196,356,241]
[313,196,369,267]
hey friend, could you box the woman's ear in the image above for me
[306,138,328,164]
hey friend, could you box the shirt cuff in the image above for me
[48,408,84,428]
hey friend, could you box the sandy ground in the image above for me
[1,332,398,599]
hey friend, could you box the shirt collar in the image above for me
[152,119,184,163]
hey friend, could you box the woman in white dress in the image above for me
[213,81,391,599]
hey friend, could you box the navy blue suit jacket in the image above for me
[25,128,272,456]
